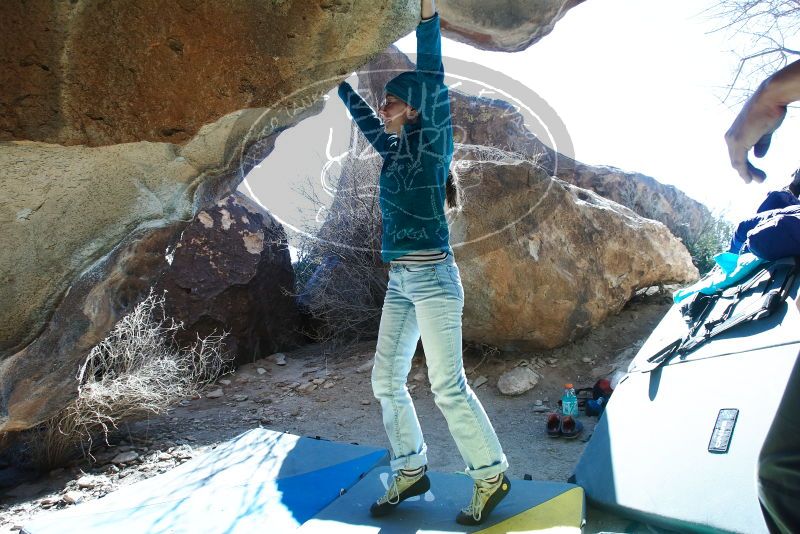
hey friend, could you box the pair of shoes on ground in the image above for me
[369,466,511,526]
[546,413,583,438]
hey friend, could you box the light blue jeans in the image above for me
[372,253,509,480]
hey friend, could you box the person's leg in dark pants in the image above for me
[758,353,800,533]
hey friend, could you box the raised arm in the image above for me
[415,1,453,165]
[422,0,435,19]
[337,80,392,158]
[416,0,443,84]
[725,59,800,183]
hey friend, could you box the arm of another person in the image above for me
[337,80,392,157]
[725,59,800,183]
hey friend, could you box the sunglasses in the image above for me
[379,98,404,110]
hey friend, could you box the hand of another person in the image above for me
[724,86,786,183]
[725,60,800,184]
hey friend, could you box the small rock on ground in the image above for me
[472,375,488,389]
[111,451,139,464]
[497,367,539,396]
[76,475,100,489]
[297,382,317,393]
[62,491,84,505]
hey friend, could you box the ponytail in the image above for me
[446,168,461,211]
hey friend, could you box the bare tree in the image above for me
[706,0,800,103]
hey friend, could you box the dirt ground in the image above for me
[0,289,676,533]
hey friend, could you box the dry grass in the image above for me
[26,290,231,470]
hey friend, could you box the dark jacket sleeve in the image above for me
[337,81,392,158]
[416,13,453,166]
[416,13,444,83]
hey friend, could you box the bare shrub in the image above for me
[26,290,231,470]
[290,149,388,353]
[705,1,800,102]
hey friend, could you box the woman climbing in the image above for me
[336,0,510,526]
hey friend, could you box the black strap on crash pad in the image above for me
[644,257,798,372]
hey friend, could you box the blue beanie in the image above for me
[384,71,424,111]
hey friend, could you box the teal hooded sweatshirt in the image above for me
[337,12,454,263]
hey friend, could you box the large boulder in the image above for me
[156,193,300,364]
[450,155,697,349]
[0,223,183,433]
[1,140,196,360]
[0,116,309,433]
[0,110,315,364]
[0,190,302,433]
[0,0,417,147]
[556,163,714,248]
[0,1,583,146]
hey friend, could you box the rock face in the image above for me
[1,141,191,359]
[0,111,316,365]
[0,0,582,146]
[438,0,587,52]
[0,1,583,433]
[556,163,713,248]
[156,193,300,363]
[0,0,419,147]
[450,156,698,349]
[0,192,300,433]
[0,223,183,433]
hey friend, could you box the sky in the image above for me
[241,0,799,260]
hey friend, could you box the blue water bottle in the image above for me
[562,383,578,417]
